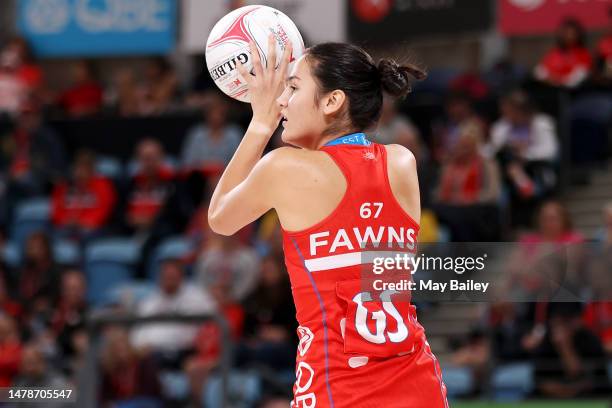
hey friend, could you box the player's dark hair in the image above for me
[305,43,425,134]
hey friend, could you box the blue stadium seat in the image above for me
[53,240,81,266]
[442,365,474,398]
[96,156,123,179]
[107,280,156,308]
[84,238,140,305]
[10,198,51,246]
[203,370,261,408]
[0,241,20,269]
[148,236,194,280]
[159,370,190,401]
[491,362,534,402]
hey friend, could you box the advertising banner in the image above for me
[348,0,493,42]
[500,0,612,36]
[17,0,176,57]
[181,0,346,53]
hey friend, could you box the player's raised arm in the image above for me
[207,36,292,235]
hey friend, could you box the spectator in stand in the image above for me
[13,343,70,408]
[131,259,216,355]
[51,150,117,242]
[593,7,612,85]
[489,302,532,363]
[17,232,60,308]
[136,57,178,115]
[110,68,140,116]
[0,272,22,321]
[485,90,558,225]
[196,233,260,302]
[432,91,486,162]
[583,300,612,356]
[436,123,493,193]
[433,122,501,241]
[504,200,583,305]
[449,328,490,391]
[50,270,87,366]
[0,314,22,387]
[582,202,612,355]
[125,139,175,235]
[181,91,242,176]
[532,304,607,398]
[100,326,162,406]
[57,60,103,117]
[1,38,43,94]
[597,201,612,246]
[0,44,28,116]
[238,255,296,373]
[375,94,422,146]
[0,37,43,116]
[184,275,245,406]
[534,18,592,88]
[0,99,66,228]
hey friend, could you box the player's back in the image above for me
[281,135,448,408]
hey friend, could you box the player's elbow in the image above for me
[207,209,236,236]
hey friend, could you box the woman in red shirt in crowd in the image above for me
[57,60,104,117]
[51,150,116,240]
[534,18,592,88]
[0,314,22,387]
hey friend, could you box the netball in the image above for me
[205,5,305,102]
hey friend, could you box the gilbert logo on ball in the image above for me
[206,5,305,103]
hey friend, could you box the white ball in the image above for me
[205,5,305,103]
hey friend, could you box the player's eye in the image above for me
[289,85,297,92]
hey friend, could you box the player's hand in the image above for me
[237,34,292,134]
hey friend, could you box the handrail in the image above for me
[78,310,232,408]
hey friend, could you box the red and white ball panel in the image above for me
[205,5,305,103]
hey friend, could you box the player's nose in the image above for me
[277,87,290,108]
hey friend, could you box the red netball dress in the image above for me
[282,134,448,408]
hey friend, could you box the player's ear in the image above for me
[322,89,346,116]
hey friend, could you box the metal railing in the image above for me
[78,311,232,408]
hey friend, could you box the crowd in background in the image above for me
[0,13,610,408]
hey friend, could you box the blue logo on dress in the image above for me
[324,133,371,147]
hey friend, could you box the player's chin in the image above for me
[280,127,291,143]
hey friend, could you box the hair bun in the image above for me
[377,59,426,98]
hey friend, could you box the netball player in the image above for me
[208,35,448,407]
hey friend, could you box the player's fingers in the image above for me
[249,40,264,78]
[278,40,292,80]
[236,60,252,86]
[267,34,276,73]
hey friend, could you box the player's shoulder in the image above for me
[257,146,318,182]
[384,144,417,172]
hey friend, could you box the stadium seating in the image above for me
[84,237,140,305]
[490,362,535,401]
[54,239,81,266]
[441,366,474,398]
[95,156,123,180]
[107,280,156,310]
[203,370,261,408]
[0,241,20,268]
[10,198,51,247]
[147,236,194,280]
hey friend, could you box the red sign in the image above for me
[500,0,612,35]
